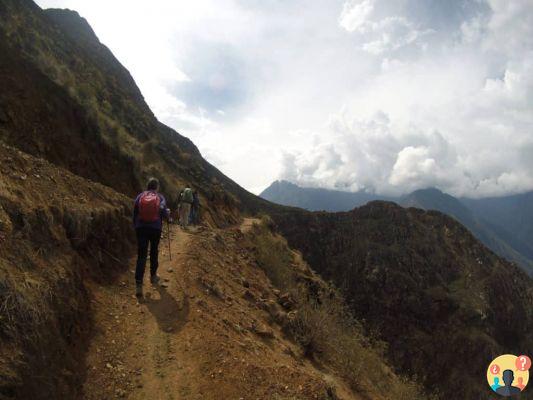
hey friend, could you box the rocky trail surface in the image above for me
[81,220,359,400]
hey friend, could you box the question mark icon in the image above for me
[515,355,532,371]
[491,364,500,374]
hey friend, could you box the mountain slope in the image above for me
[271,202,533,399]
[262,181,533,275]
[0,0,279,227]
[0,142,135,399]
[402,188,533,276]
[463,191,533,268]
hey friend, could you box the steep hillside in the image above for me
[0,143,134,399]
[402,189,533,276]
[262,181,533,275]
[79,220,432,400]
[261,180,390,211]
[463,191,533,270]
[271,202,533,399]
[0,0,278,226]
[0,147,429,400]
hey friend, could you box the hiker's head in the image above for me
[502,369,514,386]
[146,177,159,191]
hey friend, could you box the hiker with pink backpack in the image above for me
[133,178,171,297]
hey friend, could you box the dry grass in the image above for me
[247,220,435,400]
[250,218,296,291]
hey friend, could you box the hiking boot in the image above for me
[135,283,143,298]
[150,275,160,286]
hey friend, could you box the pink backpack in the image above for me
[138,191,160,222]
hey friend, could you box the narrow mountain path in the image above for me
[81,220,363,400]
[82,225,194,400]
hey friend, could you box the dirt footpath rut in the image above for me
[82,225,193,400]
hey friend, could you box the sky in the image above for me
[35,0,533,198]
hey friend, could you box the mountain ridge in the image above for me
[270,200,533,399]
[262,180,533,275]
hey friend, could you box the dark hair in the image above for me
[146,177,159,191]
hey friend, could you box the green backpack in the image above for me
[182,188,194,203]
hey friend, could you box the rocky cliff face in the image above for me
[272,202,533,399]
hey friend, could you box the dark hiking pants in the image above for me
[135,227,161,284]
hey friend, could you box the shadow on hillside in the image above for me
[144,286,189,334]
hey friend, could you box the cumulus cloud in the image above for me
[277,0,533,198]
[279,111,463,195]
[339,0,434,56]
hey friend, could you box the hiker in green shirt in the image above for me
[178,186,194,228]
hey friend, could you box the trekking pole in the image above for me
[167,220,172,261]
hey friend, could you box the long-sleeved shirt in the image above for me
[133,191,169,231]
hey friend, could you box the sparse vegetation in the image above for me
[251,217,296,291]
[246,221,434,400]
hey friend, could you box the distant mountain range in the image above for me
[261,181,533,275]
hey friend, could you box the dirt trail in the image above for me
[82,220,362,400]
[82,225,194,400]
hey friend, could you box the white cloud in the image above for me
[35,0,533,197]
[339,0,434,56]
[339,0,375,33]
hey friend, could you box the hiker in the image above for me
[179,185,194,228]
[190,190,200,225]
[133,178,170,297]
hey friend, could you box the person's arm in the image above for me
[159,195,171,221]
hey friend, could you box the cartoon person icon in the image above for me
[491,377,501,392]
[496,370,522,397]
[516,377,526,391]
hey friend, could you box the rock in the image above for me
[251,322,274,339]
[167,267,174,272]
[106,363,113,369]
[278,292,296,310]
